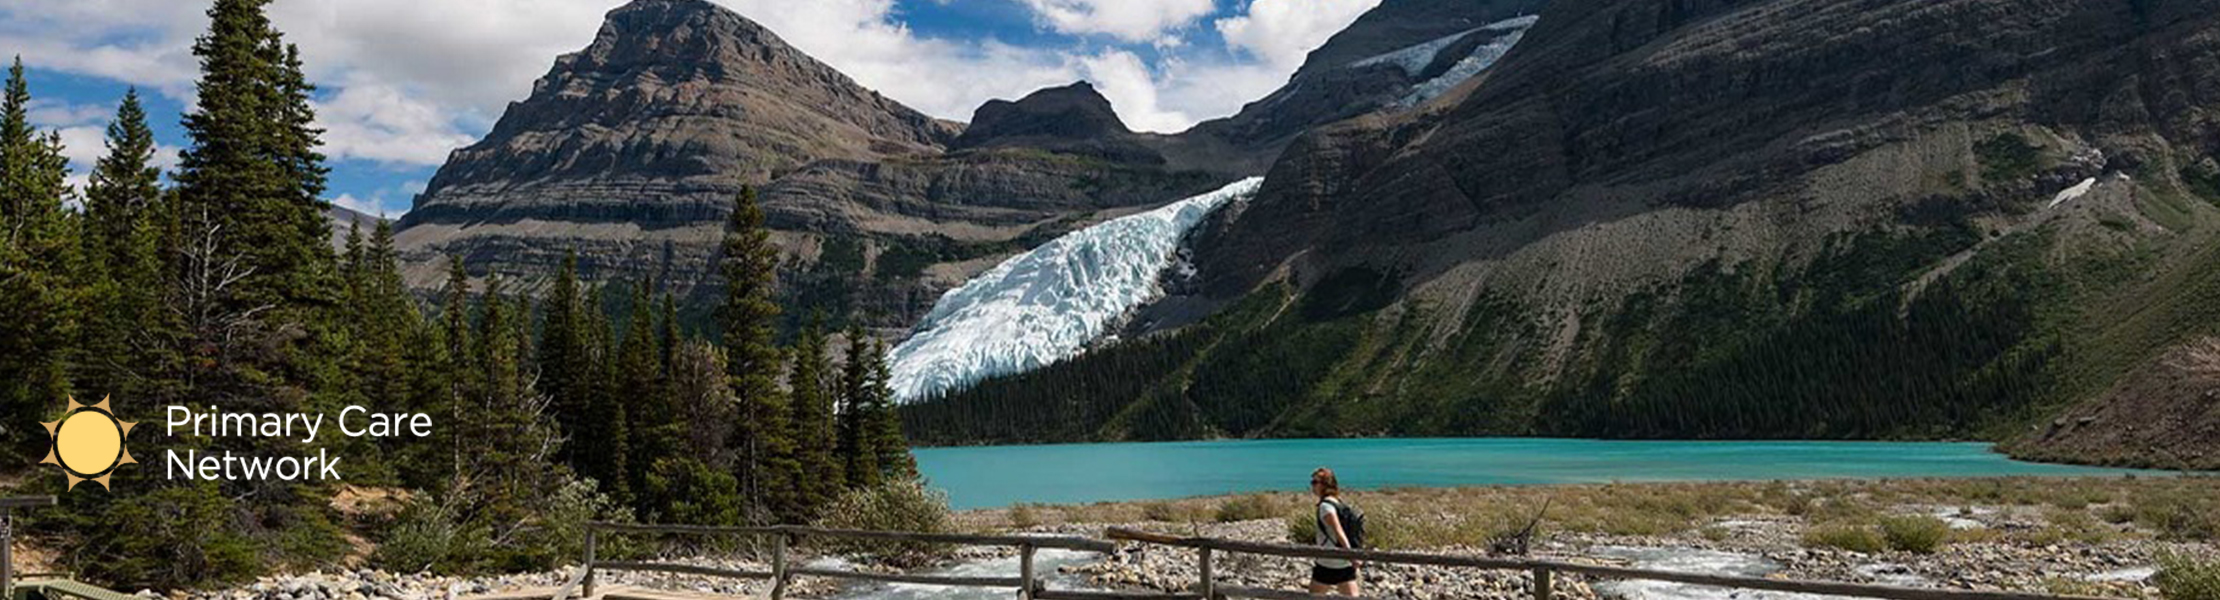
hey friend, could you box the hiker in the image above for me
[1308,467,1364,597]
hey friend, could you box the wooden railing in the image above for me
[566,522,1114,600]
[554,520,2118,600]
[1103,527,2116,600]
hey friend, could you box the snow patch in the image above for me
[886,178,1265,401]
[1350,16,1538,80]
[1397,19,1533,106]
[2048,177,2097,209]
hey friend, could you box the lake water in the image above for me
[912,438,2166,509]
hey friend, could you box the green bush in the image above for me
[813,479,956,566]
[1976,132,2042,184]
[1286,508,1319,544]
[1008,503,1042,529]
[2157,552,2220,600]
[1216,494,1281,523]
[373,478,634,575]
[2134,492,2220,541]
[1880,515,1951,554]
[1804,523,1886,553]
[1142,501,1198,523]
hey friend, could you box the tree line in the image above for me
[0,0,915,589]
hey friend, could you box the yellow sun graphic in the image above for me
[39,395,137,491]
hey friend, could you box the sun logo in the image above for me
[39,396,138,491]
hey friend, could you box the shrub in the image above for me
[1701,526,1731,542]
[2134,492,2220,541]
[1142,501,1198,523]
[1286,508,1319,544]
[2157,552,2220,600]
[1216,494,1281,523]
[1880,515,1951,554]
[1976,132,2042,183]
[376,478,635,575]
[1804,523,1886,553]
[1008,503,1042,529]
[814,479,956,566]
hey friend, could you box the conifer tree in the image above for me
[540,250,586,460]
[617,278,669,508]
[0,57,78,463]
[578,285,631,504]
[863,339,916,480]
[784,314,840,519]
[84,89,161,264]
[719,185,791,519]
[836,326,878,489]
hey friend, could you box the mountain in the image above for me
[392,0,1527,334]
[904,0,2220,464]
[325,205,383,249]
[1185,0,1546,169]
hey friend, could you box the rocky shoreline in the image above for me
[171,479,2216,600]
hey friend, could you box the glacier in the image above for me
[1350,15,1537,78]
[1398,17,1535,107]
[886,177,1265,401]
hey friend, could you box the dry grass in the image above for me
[963,476,2220,549]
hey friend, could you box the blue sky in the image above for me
[1,0,1382,217]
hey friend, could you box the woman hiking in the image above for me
[1308,467,1363,596]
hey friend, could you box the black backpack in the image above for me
[1320,498,1366,549]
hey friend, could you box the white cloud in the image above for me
[330,193,383,217]
[1015,0,1215,43]
[311,75,482,166]
[1215,0,1381,72]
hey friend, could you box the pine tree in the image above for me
[719,185,791,520]
[540,250,586,460]
[0,57,79,463]
[616,278,666,509]
[836,326,879,489]
[84,88,161,265]
[578,285,631,504]
[784,314,841,519]
[173,0,331,311]
[863,339,917,480]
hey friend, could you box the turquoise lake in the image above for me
[911,438,2168,509]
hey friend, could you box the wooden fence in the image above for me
[1102,527,2116,600]
[562,522,1114,600]
[546,521,2118,600]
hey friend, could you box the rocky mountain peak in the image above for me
[952,81,1167,164]
[956,82,1129,147]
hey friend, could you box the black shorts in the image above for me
[1311,564,1357,585]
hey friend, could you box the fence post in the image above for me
[582,526,597,598]
[1532,567,1553,600]
[1197,547,1214,600]
[1019,543,1037,600]
[771,532,792,600]
[3,508,14,600]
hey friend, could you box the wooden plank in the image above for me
[0,497,57,509]
[585,522,1113,553]
[589,523,785,536]
[592,561,774,581]
[15,579,141,600]
[1105,528,1528,570]
[1532,568,1552,600]
[786,567,1025,588]
[781,526,1116,553]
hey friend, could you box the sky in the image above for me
[0,0,1383,217]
